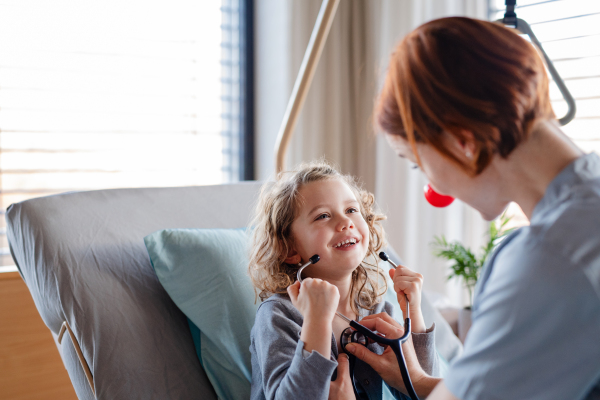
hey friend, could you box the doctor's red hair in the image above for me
[375,17,555,174]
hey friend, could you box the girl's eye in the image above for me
[410,164,419,170]
[315,213,329,221]
[346,208,358,214]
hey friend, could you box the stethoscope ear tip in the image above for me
[296,255,320,284]
[379,251,389,261]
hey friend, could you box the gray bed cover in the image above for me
[6,183,263,399]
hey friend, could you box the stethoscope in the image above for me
[296,252,420,400]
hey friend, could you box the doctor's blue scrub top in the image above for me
[445,152,600,400]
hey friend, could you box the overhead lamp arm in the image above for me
[274,0,340,174]
[497,2,576,126]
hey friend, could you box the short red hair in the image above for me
[375,17,555,174]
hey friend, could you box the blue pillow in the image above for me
[144,228,258,400]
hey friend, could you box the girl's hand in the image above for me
[389,266,426,333]
[328,354,356,400]
[287,278,339,322]
[288,279,339,357]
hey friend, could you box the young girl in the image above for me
[248,161,438,400]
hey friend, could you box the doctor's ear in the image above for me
[444,128,478,162]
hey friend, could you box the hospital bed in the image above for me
[6,182,463,399]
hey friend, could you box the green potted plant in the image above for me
[432,213,515,341]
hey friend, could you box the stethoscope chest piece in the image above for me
[341,326,367,351]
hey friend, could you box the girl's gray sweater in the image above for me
[250,294,439,400]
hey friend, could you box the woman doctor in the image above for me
[344,17,600,400]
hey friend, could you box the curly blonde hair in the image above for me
[248,160,388,316]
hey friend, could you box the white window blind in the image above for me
[490,0,600,227]
[0,0,246,269]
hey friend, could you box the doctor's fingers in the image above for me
[358,315,405,339]
[335,355,352,384]
[336,353,350,375]
[361,311,401,326]
[344,342,384,368]
[345,343,405,392]
[329,355,354,400]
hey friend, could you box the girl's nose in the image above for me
[336,215,354,231]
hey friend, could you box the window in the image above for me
[0,0,254,270]
[490,0,600,227]
[222,0,255,182]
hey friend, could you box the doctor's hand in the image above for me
[328,354,356,400]
[344,312,438,398]
[389,266,427,333]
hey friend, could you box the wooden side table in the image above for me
[0,272,77,400]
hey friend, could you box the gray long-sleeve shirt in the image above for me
[250,293,439,400]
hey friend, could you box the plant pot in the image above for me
[458,307,472,343]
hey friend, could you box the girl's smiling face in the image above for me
[287,178,370,281]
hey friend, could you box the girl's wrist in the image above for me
[406,304,420,320]
[302,314,332,331]
[304,309,335,325]
[409,309,427,333]
[300,316,333,356]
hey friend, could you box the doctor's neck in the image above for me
[495,119,583,219]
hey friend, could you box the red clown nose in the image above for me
[424,184,454,207]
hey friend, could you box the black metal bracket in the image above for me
[496,0,576,126]
[503,0,517,27]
